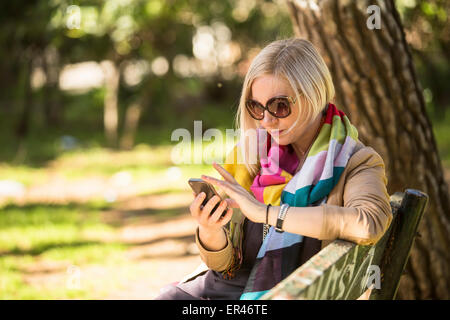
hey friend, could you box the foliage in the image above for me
[396,0,450,119]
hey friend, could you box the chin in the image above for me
[271,135,290,146]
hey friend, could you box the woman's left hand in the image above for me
[201,162,266,224]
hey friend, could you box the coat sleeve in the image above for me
[319,148,393,245]
[194,226,234,272]
[194,144,244,272]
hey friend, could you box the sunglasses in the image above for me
[245,95,297,120]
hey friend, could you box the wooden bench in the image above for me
[260,189,429,300]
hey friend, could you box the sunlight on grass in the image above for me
[0,202,116,253]
[39,243,127,265]
[0,201,130,299]
[0,165,48,187]
[0,138,235,196]
[0,174,197,299]
[53,140,235,180]
[0,248,158,299]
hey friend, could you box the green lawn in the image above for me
[0,197,198,299]
[0,139,232,299]
[0,201,123,299]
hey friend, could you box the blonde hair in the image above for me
[234,38,335,176]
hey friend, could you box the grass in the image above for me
[0,201,125,299]
[0,165,48,188]
[0,202,113,253]
[0,135,235,189]
[0,139,233,299]
[0,197,195,299]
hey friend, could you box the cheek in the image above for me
[282,119,304,141]
[282,118,297,134]
[271,120,295,143]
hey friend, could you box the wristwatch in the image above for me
[275,203,290,233]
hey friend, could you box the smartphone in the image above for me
[188,178,227,217]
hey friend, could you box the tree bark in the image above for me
[286,0,450,299]
[15,50,33,142]
[119,102,142,150]
[101,60,120,148]
[42,46,62,127]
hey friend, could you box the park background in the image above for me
[0,0,448,299]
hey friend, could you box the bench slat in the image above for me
[370,189,428,299]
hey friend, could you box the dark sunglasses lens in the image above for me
[246,100,264,119]
[268,98,291,118]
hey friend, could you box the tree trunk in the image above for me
[13,48,34,164]
[101,60,120,148]
[15,51,33,143]
[42,46,62,127]
[286,0,450,299]
[119,102,142,150]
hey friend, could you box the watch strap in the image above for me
[275,203,290,233]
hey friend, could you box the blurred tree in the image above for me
[285,0,449,299]
[0,0,295,154]
[0,2,58,138]
[396,0,450,119]
[396,0,450,120]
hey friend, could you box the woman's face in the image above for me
[250,74,308,146]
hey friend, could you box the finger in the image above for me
[200,195,222,220]
[212,161,238,184]
[195,192,206,204]
[201,175,236,197]
[218,207,233,226]
[190,192,206,217]
[201,175,218,189]
[209,200,228,224]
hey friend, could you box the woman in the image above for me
[155,38,392,300]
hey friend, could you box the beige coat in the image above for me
[182,141,393,283]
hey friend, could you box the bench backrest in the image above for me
[260,189,429,300]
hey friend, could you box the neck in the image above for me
[291,112,324,158]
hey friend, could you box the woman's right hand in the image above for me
[189,192,233,234]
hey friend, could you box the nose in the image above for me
[261,110,278,127]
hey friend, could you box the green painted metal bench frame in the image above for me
[260,189,429,300]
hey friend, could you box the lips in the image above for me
[268,129,285,136]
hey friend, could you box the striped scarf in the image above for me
[222,103,359,300]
